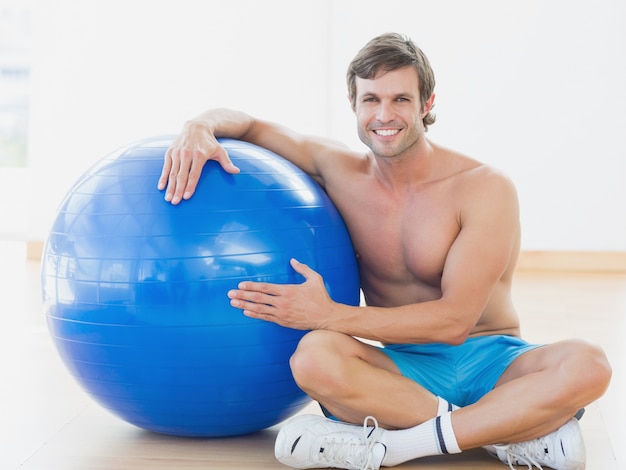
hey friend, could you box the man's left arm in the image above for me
[229,170,521,344]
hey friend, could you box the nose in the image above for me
[376,100,394,123]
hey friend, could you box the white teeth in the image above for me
[374,129,399,136]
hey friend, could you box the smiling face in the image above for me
[354,66,434,160]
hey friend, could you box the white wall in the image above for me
[25,0,626,251]
[26,0,333,239]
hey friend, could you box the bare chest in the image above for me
[329,180,462,299]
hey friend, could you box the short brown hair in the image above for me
[347,33,436,130]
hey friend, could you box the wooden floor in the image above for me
[2,240,624,469]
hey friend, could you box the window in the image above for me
[0,4,31,167]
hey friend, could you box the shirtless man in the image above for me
[158,33,611,470]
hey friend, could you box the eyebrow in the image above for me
[359,92,414,100]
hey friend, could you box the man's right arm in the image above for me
[158,108,326,205]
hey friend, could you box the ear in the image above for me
[422,93,435,117]
[347,94,356,113]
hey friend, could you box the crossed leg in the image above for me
[289,330,611,449]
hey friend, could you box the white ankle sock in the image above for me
[380,405,461,467]
[437,396,460,415]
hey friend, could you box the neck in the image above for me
[372,137,436,189]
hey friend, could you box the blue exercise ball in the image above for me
[41,136,360,437]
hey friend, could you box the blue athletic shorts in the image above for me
[381,335,542,407]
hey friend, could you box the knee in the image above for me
[563,339,612,399]
[289,330,346,395]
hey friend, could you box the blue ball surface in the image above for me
[41,136,360,437]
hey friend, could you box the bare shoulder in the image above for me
[435,143,518,202]
[309,138,370,182]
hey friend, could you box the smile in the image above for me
[373,129,400,137]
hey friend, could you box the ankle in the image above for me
[437,396,460,415]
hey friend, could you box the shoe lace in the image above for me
[494,437,551,470]
[318,416,381,470]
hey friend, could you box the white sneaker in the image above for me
[486,418,586,469]
[274,414,387,470]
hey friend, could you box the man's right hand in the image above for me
[157,121,241,205]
